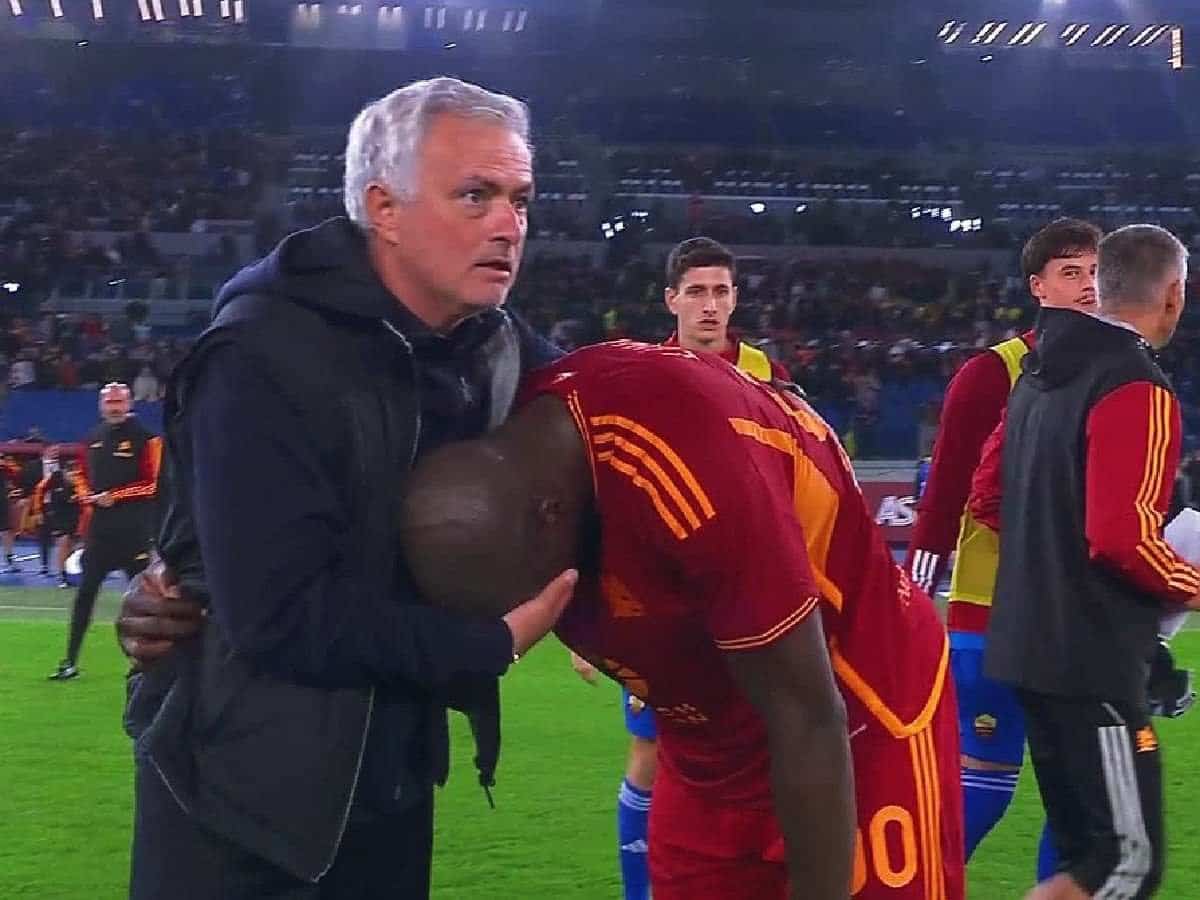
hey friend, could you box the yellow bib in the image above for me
[735,342,773,382]
[948,336,1028,605]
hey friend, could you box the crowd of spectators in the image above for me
[5,132,1200,455]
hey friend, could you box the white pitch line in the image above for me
[0,605,72,612]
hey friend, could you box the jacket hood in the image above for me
[212,217,402,323]
[1024,307,1149,390]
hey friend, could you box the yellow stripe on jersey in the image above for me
[830,634,949,739]
[588,415,716,519]
[922,728,947,900]
[594,450,689,540]
[1133,387,1200,592]
[728,418,845,610]
[908,734,934,900]
[713,596,820,651]
[763,388,831,442]
[593,432,704,531]
[566,392,599,496]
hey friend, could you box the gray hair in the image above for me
[1098,224,1189,310]
[343,76,531,228]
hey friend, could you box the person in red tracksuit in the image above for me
[904,219,1102,869]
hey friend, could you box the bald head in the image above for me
[399,395,593,618]
[100,381,131,424]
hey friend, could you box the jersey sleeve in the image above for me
[1085,382,1200,604]
[573,367,822,654]
[109,435,162,503]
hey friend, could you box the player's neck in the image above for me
[680,333,731,354]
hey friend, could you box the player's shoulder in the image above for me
[945,346,1012,396]
[532,340,725,399]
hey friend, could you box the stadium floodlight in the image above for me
[1104,25,1129,47]
[7,0,19,15]
[49,0,62,16]
[749,202,766,214]
[949,221,961,233]
[1134,24,1171,47]
[1171,25,1183,69]
[795,204,807,213]
[1021,22,1047,45]
[515,9,527,31]
[1092,25,1118,46]
[91,0,102,18]
[1129,25,1157,47]
[1062,23,1089,45]
[1009,23,1032,45]
[475,9,485,29]
[939,21,967,43]
[2,283,19,294]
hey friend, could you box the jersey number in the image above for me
[851,805,918,894]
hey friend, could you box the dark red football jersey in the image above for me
[524,341,948,805]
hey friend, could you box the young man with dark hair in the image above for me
[401,340,963,900]
[663,236,790,381]
[986,224,1200,900]
[904,218,1101,867]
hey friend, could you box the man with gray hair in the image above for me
[984,224,1200,899]
[118,77,574,898]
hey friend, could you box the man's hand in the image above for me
[116,558,205,665]
[569,650,600,684]
[502,569,577,658]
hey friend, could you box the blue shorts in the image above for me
[622,687,657,740]
[950,632,1026,765]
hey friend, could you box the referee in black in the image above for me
[987,224,1200,900]
[50,382,161,680]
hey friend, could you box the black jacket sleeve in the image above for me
[185,341,514,690]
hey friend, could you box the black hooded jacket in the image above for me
[125,217,560,882]
[986,307,1174,706]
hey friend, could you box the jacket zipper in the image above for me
[317,321,419,881]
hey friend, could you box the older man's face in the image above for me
[380,114,533,329]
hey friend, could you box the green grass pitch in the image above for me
[1,587,1197,898]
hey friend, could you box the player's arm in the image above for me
[906,351,1011,592]
[1085,382,1200,608]
[675,437,853,898]
[724,611,854,900]
[966,414,1005,532]
[108,435,162,504]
